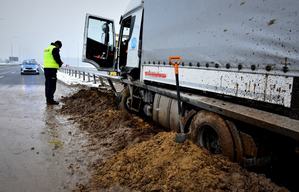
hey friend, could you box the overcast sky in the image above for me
[0,0,131,65]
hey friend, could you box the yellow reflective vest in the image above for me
[43,45,59,69]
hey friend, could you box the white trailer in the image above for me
[82,0,299,166]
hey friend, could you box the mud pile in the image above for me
[59,88,287,192]
[59,88,160,160]
[92,132,287,192]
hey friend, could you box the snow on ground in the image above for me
[57,70,102,88]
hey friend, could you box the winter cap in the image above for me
[54,40,62,48]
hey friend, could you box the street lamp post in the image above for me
[10,36,19,63]
[10,41,14,57]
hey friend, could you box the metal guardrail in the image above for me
[59,66,122,89]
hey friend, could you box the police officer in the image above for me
[43,40,63,105]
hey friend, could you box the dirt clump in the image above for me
[59,88,287,192]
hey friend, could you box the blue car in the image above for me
[20,60,40,75]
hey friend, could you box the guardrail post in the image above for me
[99,77,105,86]
[75,70,77,78]
[93,74,96,84]
[83,72,85,81]
[87,73,91,82]
[68,69,71,75]
[79,71,81,79]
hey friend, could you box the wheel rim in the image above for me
[198,125,222,154]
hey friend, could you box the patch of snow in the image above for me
[57,71,101,88]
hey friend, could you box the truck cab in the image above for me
[82,1,143,78]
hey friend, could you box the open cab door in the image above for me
[82,14,116,71]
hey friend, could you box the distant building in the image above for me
[9,56,19,63]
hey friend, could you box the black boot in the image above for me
[47,100,59,105]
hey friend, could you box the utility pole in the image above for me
[10,41,14,57]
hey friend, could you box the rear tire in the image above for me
[119,86,132,113]
[190,111,234,161]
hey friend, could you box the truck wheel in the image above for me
[190,111,234,161]
[226,120,243,163]
[119,86,132,113]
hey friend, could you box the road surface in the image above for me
[0,65,88,192]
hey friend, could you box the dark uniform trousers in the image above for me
[44,68,57,102]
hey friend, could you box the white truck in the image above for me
[82,0,299,166]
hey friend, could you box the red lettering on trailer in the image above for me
[144,71,167,78]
